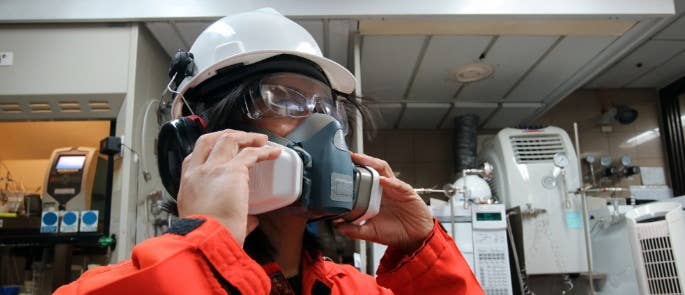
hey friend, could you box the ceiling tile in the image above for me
[408,36,491,100]
[295,20,325,52]
[483,103,541,129]
[398,103,451,129]
[174,21,210,47]
[629,50,685,88]
[440,102,498,128]
[145,22,186,57]
[588,40,685,88]
[458,35,558,102]
[370,103,403,129]
[327,20,353,69]
[361,35,425,99]
[506,35,616,101]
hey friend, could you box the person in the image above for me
[55,8,483,295]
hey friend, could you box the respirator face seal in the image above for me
[241,72,349,134]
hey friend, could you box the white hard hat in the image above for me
[171,8,356,118]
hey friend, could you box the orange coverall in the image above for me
[55,216,484,294]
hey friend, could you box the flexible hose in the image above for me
[454,114,479,174]
[140,99,159,182]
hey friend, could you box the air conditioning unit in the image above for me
[480,127,588,275]
[626,202,685,294]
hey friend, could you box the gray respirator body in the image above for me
[244,114,381,223]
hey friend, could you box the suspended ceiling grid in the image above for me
[588,1,685,89]
[145,17,660,130]
[360,34,618,129]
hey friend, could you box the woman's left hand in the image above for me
[335,153,434,254]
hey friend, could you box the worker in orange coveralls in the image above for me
[56,8,483,295]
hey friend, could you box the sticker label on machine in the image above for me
[41,211,58,233]
[565,210,583,229]
[60,211,79,233]
[80,210,99,232]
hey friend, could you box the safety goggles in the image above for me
[242,72,349,133]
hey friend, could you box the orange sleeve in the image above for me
[54,216,270,295]
[376,219,484,295]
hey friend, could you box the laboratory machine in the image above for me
[480,127,588,276]
[422,163,514,295]
[626,201,685,295]
[42,147,98,211]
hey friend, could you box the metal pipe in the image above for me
[414,188,447,194]
[449,192,456,240]
[588,162,597,187]
[414,187,461,197]
[584,187,630,193]
[574,122,595,294]
[351,32,369,275]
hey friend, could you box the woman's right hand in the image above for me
[176,130,281,246]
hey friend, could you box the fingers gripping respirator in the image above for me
[157,113,381,224]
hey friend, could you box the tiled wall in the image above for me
[363,130,456,189]
[363,88,667,188]
[533,88,666,185]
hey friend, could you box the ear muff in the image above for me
[157,115,207,199]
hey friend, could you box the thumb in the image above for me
[336,223,379,243]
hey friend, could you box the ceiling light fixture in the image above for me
[453,62,494,83]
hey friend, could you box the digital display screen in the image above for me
[56,156,86,170]
[476,212,502,221]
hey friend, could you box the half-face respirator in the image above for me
[157,113,382,224]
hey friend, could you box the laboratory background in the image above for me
[1,1,685,294]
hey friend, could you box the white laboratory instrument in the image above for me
[626,202,685,295]
[589,198,640,295]
[480,127,588,275]
[43,147,97,211]
[472,204,513,295]
[427,196,513,295]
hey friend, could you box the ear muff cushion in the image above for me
[157,116,206,198]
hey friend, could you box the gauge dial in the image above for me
[600,156,613,167]
[585,155,596,164]
[621,155,633,166]
[553,152,569,168]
